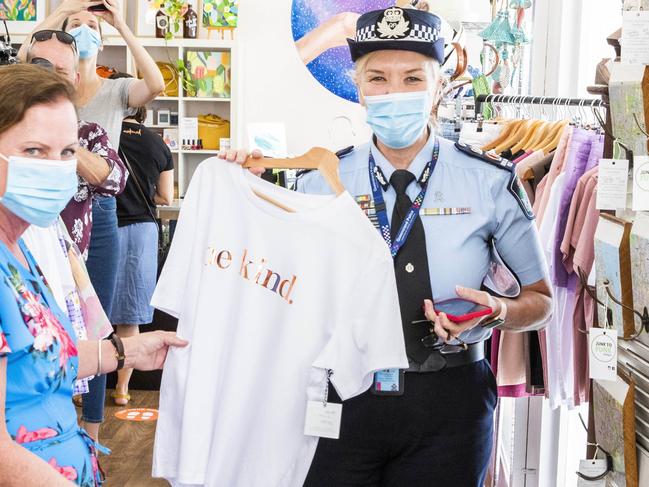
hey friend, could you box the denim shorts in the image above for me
[111,221,158,325]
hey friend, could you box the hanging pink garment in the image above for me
[532,126,573,222]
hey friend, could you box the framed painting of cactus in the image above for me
[0,0,48,34]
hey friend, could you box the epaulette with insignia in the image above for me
[454,142,514,172]
[508,173,535,220]
[335,145,355,159]
[455,142,534,220]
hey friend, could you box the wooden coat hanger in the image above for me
[493,96,541,154]
[510,118,545,154]
[523,98,558,152]
[481,119,523,150]
[482,96,529,151]
[243,147,345,212]
[510,98,551,153]
[493,117,532,154]
[536,119,569,154]
[522,120,552,151]
[527,99,565,154]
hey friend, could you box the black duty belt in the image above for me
[406,341,485,373]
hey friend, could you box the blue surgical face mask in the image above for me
[69,25,101,60]
[0,153,78,227]
[364,91,434,149]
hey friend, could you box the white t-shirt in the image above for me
[22,221,74,313]
[152,159,407,487]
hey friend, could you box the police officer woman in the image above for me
[221,7,552,487]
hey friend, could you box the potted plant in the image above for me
[150,0,188,40]
[177,59,197,97]
[149,1,197,95]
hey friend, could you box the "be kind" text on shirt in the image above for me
[206,246,298,304]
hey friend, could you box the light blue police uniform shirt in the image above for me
[297,133,549,344]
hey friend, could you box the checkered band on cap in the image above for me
[356,25,377,42]
[410,23,438,41]
[355,21,439,43]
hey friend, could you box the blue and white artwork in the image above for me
[291,0,393,103]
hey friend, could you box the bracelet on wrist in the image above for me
[110,335,126,371]
[97,340,102,377]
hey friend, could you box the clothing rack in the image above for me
[475,93,613,157]
[474,94,608,117]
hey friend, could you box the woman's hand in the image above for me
[56,0,103,16]
[123,331,188,371]
[92,0,125,30]
[217,148,265,177]
[424,286,502,343]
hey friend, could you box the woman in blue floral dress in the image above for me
[0,64,187,486]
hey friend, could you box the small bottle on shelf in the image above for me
[183,2,198,39]
[198,139,203,150]
[155,9,170,39]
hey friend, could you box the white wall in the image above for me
[530,0,622,97]
[235,0,371,155]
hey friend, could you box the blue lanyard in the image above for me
[368,139,440,258]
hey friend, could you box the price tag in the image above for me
[577,459,608,487]
[622,11,649,65]
[597,159,630,210]
[589,328,618,382]
[304,401,342,439]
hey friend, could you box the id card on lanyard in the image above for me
[369,139,440,395]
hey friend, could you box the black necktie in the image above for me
[390,170,434,364]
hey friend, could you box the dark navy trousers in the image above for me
[304,359,497,487]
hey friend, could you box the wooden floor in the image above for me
[80,390,169,487]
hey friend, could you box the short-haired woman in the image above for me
[222,6,552,486]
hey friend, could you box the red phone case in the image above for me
[434,299,493,323]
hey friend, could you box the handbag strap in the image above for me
[118,148,158,224]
